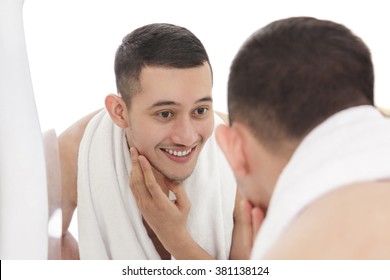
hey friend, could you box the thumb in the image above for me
[240,200,254,249]
[251,207,265,244]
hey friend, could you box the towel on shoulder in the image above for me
[252,105,390,258]
[77,110,236,259]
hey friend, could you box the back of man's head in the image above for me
[228,17,374,150]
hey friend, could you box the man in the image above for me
[216,17,390,259]
[59,23,244,259]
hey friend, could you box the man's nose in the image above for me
[170,117,198,146]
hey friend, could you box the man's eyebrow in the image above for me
[149,101,177,108]
[196,97,213,104]
[149,97,213,109]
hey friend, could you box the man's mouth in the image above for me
[159,144,199,164]
[161,147,194,157]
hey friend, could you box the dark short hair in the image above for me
[228,17,374,149]
[115,23,211,106]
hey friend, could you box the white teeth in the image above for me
[163,148,192,157]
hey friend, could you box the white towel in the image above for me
[77,110,236,259]
[251,105,390,259]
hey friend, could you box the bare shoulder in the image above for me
[59,109,103,145]
[59,109,102,208]
[266,180,390,259]
[215,111,229,125]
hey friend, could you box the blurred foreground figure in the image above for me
[217,17,390,259]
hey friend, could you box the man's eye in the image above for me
[158,111,173,118]
[194,107,208,116]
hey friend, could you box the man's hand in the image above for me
[129,147,192,255]
[241,199,265,258]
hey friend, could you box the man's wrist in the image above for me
[164,230,213,260]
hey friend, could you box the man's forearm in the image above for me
[164,231,214,260]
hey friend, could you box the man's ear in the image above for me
[216,124,249,177]
[105,94,129,128]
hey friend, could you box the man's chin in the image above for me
[151,163,194,183]
[163,172,192,183]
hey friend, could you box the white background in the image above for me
[24,0,390,134]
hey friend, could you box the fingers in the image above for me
[129,147,190,216]
[129,147,151,200]
[240,199,254,250]
[251,207,265,242]
[138,155,165,200]
[241,199,253,228]
[130,147,167,200]
[240,199,265,248]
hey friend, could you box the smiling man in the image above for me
[59,23,243,260]
[116,65,214,182]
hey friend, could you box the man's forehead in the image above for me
[139,64,212,78]
[132,64,213,106]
